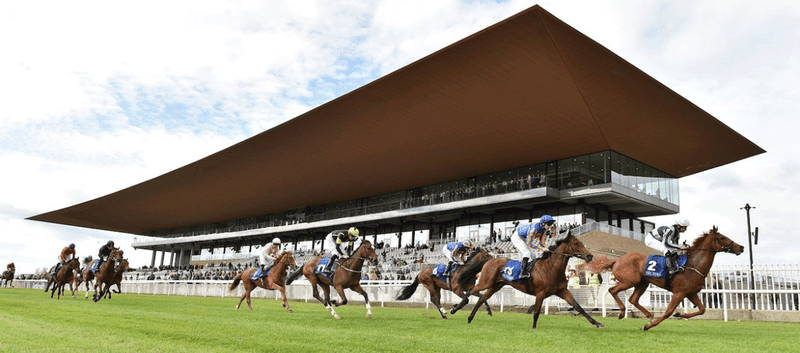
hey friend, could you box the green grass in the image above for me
[1,288,798,352]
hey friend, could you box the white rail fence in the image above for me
[14,264,800,322]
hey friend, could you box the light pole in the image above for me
[741,203,756,309]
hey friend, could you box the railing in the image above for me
[15,263,799,322]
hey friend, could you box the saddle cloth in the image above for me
[431,264,458,281]
[250,267,272,280]
[501,260,524,282]
[313,257,336,280]
[644,254,688,279]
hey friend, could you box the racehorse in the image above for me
[91,249,125,302]
[45,258,80,299]
[586,226,744,331]
[1,264,14,287]
[99,258,129,300]
[286,240,378,319]
[229,251,297,312]
[451,228,604,329]
[82,249,122,299]
[395,247,494,319]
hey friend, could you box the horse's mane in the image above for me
[276,250,292,262]
[544,227,572,249]
[688,228,716,249]
[464,247,485,263]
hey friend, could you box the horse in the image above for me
[100,258,129,300]
[83,249,122,299]
[395,247,494,319]
[286,240,378,319]
[46,258,80,299]
[586,226,744,331]
[451,228,604,329]
[1,264,14,287]
[91,249,125,302]
[229,251,297,312]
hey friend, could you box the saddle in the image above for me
[314,257,337,280]
[251,266,272,280]
[431,263,459,281]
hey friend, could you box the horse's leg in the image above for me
[607,282,634,319]
[674,292,705,319]
[331,285,349,307]
[467,283,503,323]
[643,292,686,331]
[628,281,654,320]
[350,284,373,318]
[556,288,605,329]
[529,294,546,329]
[428,284,448,319]
[452,269,496,314]
[234,283,248,311]
[245,286,254,311]
[278,285,292,313]
[321,284,340,319]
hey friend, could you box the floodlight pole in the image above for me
[741,203,756,309]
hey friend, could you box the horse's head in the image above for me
[356,241,379,265]
[280,251,297,269]
[110,248,123,260]
[695,226,745,255]
[555,229,593,262]
[68,258,81,270]
[116,259,129,272]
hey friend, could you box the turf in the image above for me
[1,288,798,352]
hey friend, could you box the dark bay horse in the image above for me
[587,226,744,330]
[1,264,14,287]
[46,258,80,299]
[99,258,129,300]
[451,229,604,329]
[91,249,125,302]
[286,241,378,319]
[395,247,494,319]
[83,249,122,299]
[229,251,297,312]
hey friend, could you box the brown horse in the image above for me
[99,258,129,300]
[229,251,297,312]
[286,240,378,319]
[586,226,744,331]
[395,247,494,319]
[451,228,604,329]
[46,258,80,299]
[83,249,122,299]
[91,249,125,302]
[1,263,14,287]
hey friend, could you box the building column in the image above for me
[150,250,157,268]
[159,251,165,267]
[169,250,175,267]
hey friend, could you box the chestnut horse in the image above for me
[229,251,297,312]
[586,226,744,331]
[286,240,378,319]
[1,263,14,287]
[46,258,80,299]
[92,249,125,302]
[83,249,122,299]
[99,258,129,300]
[451,228,604,329]
[395,247,494,319]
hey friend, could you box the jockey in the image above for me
[53,243,76,275]
[3,263,13,277]
[441,241,473,278]
[645,218,690,275]
[323,227,361,273]
[510,215,556,278]
[259,238,283,278]
[97,241,116,269]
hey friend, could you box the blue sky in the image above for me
[2,0,799,274]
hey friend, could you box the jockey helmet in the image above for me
[272,237,281,244]
[348,227,359,237]
[540,214,555,224]
[107,240,115,247]
[69,243,75,249]
[674,218,691,228]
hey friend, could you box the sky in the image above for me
[2,1,798,275]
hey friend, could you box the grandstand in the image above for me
[29,5,763,270]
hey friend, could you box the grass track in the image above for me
[1,288,798,352]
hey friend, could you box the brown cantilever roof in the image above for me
[29,5,764,234]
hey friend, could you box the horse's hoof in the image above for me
[288,309,293,313]
[487,312,493,317]
[642,325,650,331]
[596,323,605,329]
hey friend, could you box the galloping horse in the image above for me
[286,240,378,319]
[99,258,129,300]
[83,249,122,299]
[45,258,80,299]
[229,251,297,312]
[586,226,744,330]
[451,228,604,329]
[395,247,494,319]
[91,249,125,302]
[1,263,14,287]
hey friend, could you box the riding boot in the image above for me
[443,261,453,278]
[260,264,268,278]
[519,257,530,278]
[326,255,338,273]
[671,252,684,274]
[666,252,677,275]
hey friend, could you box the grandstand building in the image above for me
[30,6,763,268]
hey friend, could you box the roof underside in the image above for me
[29,5,764,234]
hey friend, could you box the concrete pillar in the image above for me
[150,250,157,268]
[169,251,175,267]
[160,251,165,267]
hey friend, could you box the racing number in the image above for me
[647,260,657,272]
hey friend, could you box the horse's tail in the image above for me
[586,255,616,274]
[285,267,304,285]
[228,273,242,292]
[458,259,489,289]
[395,274,420,300]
